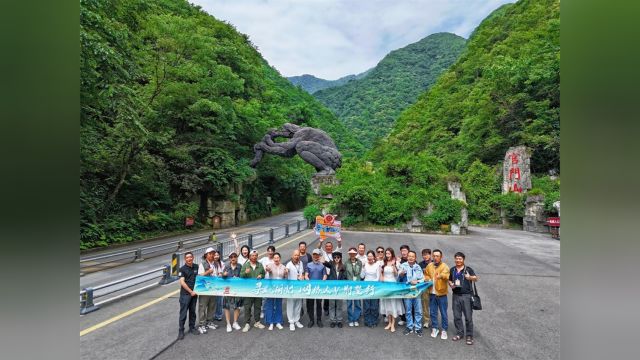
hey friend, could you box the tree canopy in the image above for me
[80,0,361,248]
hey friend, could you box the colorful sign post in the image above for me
[314,214,341,240]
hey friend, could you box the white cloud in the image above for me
[190,0,514,79]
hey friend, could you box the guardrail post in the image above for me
[248,234,253,249]
[171,253,179,276]
[134,248,144,262]
[285,224,289,237]
[269,228,274,244]
[297,220,301,232]
[159,265,177,285]
[80,288,99,315]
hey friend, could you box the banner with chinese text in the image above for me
[194,276,432,299]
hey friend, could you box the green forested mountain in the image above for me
[80,0,361,248]
[313,32,466,150]
[326,0,560,227]
[377,0,560,174]
[287,70,371,94]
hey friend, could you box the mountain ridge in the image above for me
[312,32,467,150]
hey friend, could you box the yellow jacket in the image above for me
[424,262,450,296]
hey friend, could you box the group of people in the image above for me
[177,238,479,345]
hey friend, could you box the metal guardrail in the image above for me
[80,218,309,314]
[80,265,172,314]
[80,234,210,274]
[171,219,308,277]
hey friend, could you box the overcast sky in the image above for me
[190,0,514,80]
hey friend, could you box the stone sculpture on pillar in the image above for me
[250,123,342,176]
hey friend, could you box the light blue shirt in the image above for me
[400,262,424,284]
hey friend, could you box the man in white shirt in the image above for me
[317,238,342,263]
[356,243,367,264]
[285,250,306,331]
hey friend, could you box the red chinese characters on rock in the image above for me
[507,152,523,193]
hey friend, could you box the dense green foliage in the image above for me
[329,156,462,228]
[332,0,560,226]
[376,0,560,174]
[461,160,501,222]
[80,0,361,249]
[313,33,466,150]
[287,70,371,94]
[531,175,560,213]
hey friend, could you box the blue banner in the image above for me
[194,276,432,299]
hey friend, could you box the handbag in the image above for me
[464,268,482,310]
[470,279,482,310]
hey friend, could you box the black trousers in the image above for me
[452,293,474,337]
[179,293,198,332]
[306,298,322,322]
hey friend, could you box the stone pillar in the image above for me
[447,181,468,235]
[502,145,532,194]
[501,145,532,228]
[310,174,340,198]
[523,195,547,232]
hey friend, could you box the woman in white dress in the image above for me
[360,250,382,327]
[379,247,404,332]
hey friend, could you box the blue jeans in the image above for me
[264,298,283,325]
[429,294,448,331]
[404,297,422,330]
[347,299,362,322]
[214,296,223,319]
[363,299,379,325]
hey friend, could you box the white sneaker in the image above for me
[276,323,284,330]
[398,320,405,326]
[431,328,439,338]
[424,321,429,329]
[268,324,274,331]
[254,322,265,329]
[295,321,304,328]
[206,322,218,330]
[198,325,207,334]
[348,322,354,327]
[441,330,448,340]
[232,322,241,330]
[226,324,232,332]
[290,323,296,331]
[354,321,359,327]
[242,323,250,332]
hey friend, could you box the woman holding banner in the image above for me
[264,252,286,330]
[379,248,404,332]
[361,250,381,327]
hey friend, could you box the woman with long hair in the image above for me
[379,247,404,332]
[238,245,250,266]
[326,251,347,328]
[264,252,286,330]
[360,250,381,327]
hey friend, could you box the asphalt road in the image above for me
[79,227,560,360]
